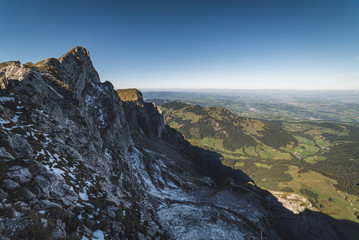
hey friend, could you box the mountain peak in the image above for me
[58,46,90,62]
[57,46,100,96]
[1,47,100,98]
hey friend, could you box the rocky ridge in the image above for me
[0,47,340,239]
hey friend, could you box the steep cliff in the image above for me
[0,47,339,239]
[116,88,166,139]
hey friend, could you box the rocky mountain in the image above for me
[0,47,341,239]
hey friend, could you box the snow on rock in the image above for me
[0,96,15,102]
[93,230,105,240]
[158,204,247,240]
[79,190,89,201]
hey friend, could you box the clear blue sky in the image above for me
[1,0,359,90]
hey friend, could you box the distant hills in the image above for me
[144,90,359,124]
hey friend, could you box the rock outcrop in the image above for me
[117,88,166,139]
[0,47,340,239]
[116,88,143,102]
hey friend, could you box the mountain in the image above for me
[160,101,296,155]
[0,47,342,239]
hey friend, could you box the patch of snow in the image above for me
[158,204,247,240]
[68,172,76,180]
[81,237,89,240]
[0,96,14,102]
[46,151,55,163]
[79,191,89,201]
[93,230,105,240]
[30,131,38,140]
[13,210,22,217]
[76,203,83,207]
[11,115,20,123]
[127,148,162,197]
[85,180,93,187]
[41,218,48,227]
[0,118,10,125]
[52,167,65,176]
[84,202,95,208]
[36,149,45,157]
[128,148,196,203]
[53,153,60,161]
[43,164,65,177]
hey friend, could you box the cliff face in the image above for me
[0,47,339,239]
[117,88,166,139]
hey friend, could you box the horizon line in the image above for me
[136,88,359,91]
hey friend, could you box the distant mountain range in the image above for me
[144,90,359,124]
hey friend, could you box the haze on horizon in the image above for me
[1,0,359,90]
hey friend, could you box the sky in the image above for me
[1,0,359,90]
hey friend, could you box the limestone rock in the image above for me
[2,179,20,190]
[7,166,33,184]
[0,147,14,161]
[59,46,100,97]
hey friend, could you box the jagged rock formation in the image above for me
[117,88,165,139]
[0,47,340,239]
